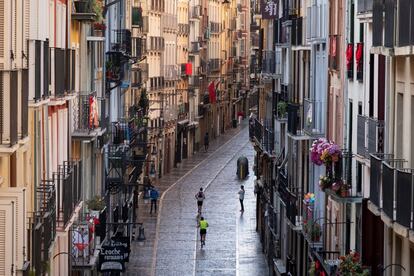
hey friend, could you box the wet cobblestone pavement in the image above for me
[125,124,268,276]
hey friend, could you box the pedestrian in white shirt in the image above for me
[238,185,245,212]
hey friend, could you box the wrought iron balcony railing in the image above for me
[147,36,165,52]
[112,29,132,55]
[208,58,221,73]
[54,160,82,227]
[73,93,106,134]
[357,116,384,158]
[251,119,274,153]
[190,5,201,19]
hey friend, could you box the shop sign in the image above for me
[111,236,131,262]
[98,245,128,272]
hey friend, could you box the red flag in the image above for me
[208,81,216,103]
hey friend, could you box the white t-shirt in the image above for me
[238,189,245,200]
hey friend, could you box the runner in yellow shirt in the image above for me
[198,217,209,248]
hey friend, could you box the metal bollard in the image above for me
[137,225,146,241]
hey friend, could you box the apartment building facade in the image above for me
[250,0,414,275]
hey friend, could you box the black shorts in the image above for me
[200,229,207,235]
[197,201,203,206]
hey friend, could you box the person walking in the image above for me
[149,186,160,214]
[198,216,209,248]
[195,187,205,214]
[238,185,245,212]
[204,132,209,152]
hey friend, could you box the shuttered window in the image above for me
[0,210,5,275]
[10,71,18,145]
[44,40,49,97]
[0,0,4,70]
[54,48,65,96]
[35,41,41,100]
[64,49,70,92]
[21,69,28,137]
[71,49,75,91]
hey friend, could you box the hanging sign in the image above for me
[261,0,278,19]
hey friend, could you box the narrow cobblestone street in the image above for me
[126,124,268,275]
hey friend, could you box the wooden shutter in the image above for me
[0,0,4,70]
[0,210,5,275]
[23,0,30,68]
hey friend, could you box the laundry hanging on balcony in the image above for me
[208,80,219,104]
[89,95,99,129]
[355,43,364,81]
[346,43,353,79]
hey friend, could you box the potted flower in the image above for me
[319,175,332,190]
[86,196,105,217]
[338,251,370,275]
[310,138,342,166]
[277,101,287,118]
[93,22,106,36]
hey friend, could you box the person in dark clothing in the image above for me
[149,187,159,214]
[204,133,209,152]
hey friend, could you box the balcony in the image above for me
[72,93,106,139]
[357,0,373,14]
[161,14,178,31]
[251,119,274,153]
[287,103,301,135]
[251,33,260,49]
[210,22,221,34]
[131,63,149,88]
[72,1,96,21]
[150,0,165,12]
[329,35,340,71]
[112,29,132,55]
[369,154,382,208]
[149,76,165,91]
[208,58,221,73]
[189,42,200,54]
[178,23,190,35]
[277,168,301,230]
[131,37,146,60]
[303,98,325,136]
[261,50,276,75]
[190,5,201,20]
[291,17,303,46]
[357,115,367,157]
[189,76,200,87]
[33,182,56,275]
[164,65,179,81]
[147,36,165,52]
[372,0,395,48]
[397,0,414,47]
[357,116,384,158]
[323,152,363,203]
[395,169,412,229]
[55,161,82,226]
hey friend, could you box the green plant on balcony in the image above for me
[277,101,287,118]
[105,60,120,81]
[304,221,321,242]
[91,0,104,23]
[138,89,149,112]
[86,196,105,211]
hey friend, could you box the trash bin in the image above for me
[232,119,237,128]
[236,156,249,180]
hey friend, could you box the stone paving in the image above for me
[125,123,268,276]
